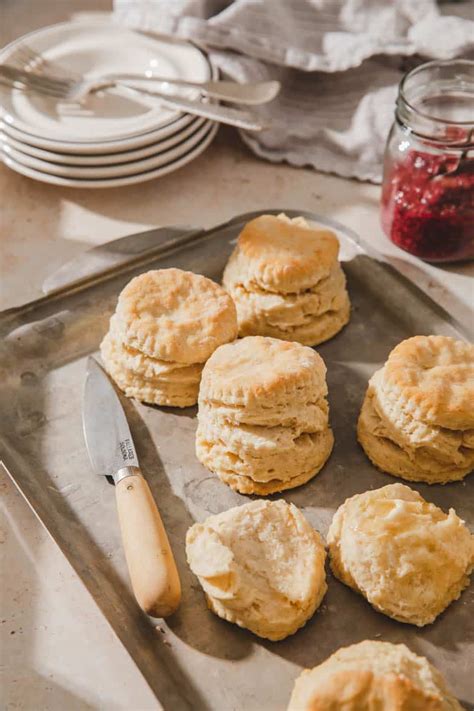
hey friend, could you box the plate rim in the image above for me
[1,119,213,178]
[1,122,219,188]
[0,115,208,166]
[0,111,198,153]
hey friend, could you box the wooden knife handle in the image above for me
[115,472,181,617]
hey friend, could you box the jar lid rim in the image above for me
[399,59,474,127]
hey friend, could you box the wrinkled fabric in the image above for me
[114,0,474,182]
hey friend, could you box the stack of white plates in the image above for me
[0,22,218,188]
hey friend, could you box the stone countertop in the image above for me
[2,127,473,711]
[1,6,473,710]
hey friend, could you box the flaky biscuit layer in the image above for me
[101,331,201,407]
[224,263,347,328]
[198,399,329,431]
[196,422,334,489]
[102,326,203,383]
[235,293,350,346]
[357,394,474,483]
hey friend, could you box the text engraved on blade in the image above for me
[119,438,135,462]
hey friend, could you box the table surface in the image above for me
[1,3,473,711]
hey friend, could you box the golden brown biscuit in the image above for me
[186,500,327,640]
[196,336,333,492]
[357,336,474,484]
[114,268,238,363]
[288,640,463,711]
[222,214,351,346]
[327,484,474,626]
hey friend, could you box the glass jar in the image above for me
[381,60,474,262]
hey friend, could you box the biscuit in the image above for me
[101,331,201,407]
[223,214,351,346]
[357,380,474,484]
[197,336,333,492]
[196,423,334,494]
[327,483,474,626]
[383,336,474,430]
[186,499,327,640]
[288,640,463,711]
[114,268,238,363]
[199,336,327,426]
[223,214,340,294]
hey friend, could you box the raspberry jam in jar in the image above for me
[381,60,474,262]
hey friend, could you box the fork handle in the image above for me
[104,74,278,105]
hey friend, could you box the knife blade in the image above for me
[42,226,198,296]
[83,357,181,617]
[83,357,140,478]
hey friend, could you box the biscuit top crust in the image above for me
[115,268,238,363]
[383,336,474,430]
[287,640,462,711]
[234,214,340,293]
[199,336,327,406]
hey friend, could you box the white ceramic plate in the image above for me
[1,123,218,188]
[0,21,211,142]
[0,111,197,154]
[1,120,213,178]
[0,116,207,165]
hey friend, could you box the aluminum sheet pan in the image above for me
[0,209,472,711]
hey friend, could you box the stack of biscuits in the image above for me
[358,335,474,483]
[101,268,238,408]
[196,336,334,494]
[186,499,327,641]
[223,213,350,346]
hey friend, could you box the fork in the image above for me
[7,44,280,105]
[0,64,269,131]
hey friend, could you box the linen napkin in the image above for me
[114,0,474,182]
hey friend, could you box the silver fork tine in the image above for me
[3,66,72,89]
[14,43,82,81]
[10,46,43,71]
[0,66,74,98]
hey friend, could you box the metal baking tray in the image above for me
[1,210,472,711]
